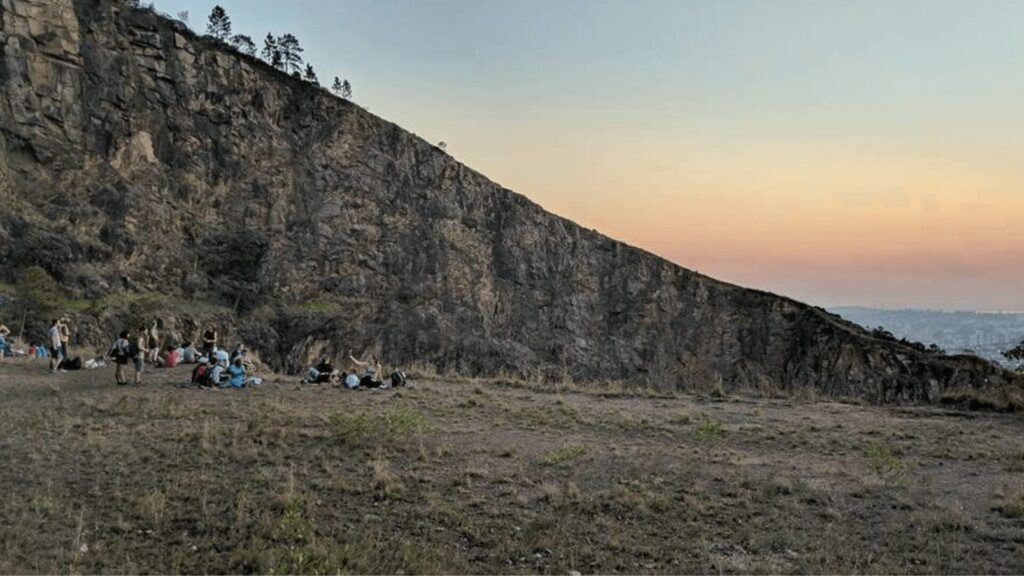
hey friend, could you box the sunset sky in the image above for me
[156,0,1024,311]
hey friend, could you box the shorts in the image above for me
[50,346,62,359]
[148,337,158,348]
[134,357,144,372]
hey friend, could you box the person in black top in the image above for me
[202,326,217,356]
[314,357,334,383]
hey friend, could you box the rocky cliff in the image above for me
[0,0,1019,403]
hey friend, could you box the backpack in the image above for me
[128,338,140,357]
[110,339,129,361]
[390,371,407,388]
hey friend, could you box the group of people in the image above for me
[107,321,257,388]
[1,317,99,371]
[1,315,407,391]
[304,350,406,389]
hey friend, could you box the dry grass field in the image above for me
[0,358,1022,574]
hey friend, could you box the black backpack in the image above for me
[114,339,131,360]
[390,371,406,388]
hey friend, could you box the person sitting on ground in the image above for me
[191,357,214,386]
[314,357,335,383]
[341,371,360,389]
[48,318,63,373]
[181,341,197,364]
[215,346,230,367]
[342,350,382,380]
[208,357,227,387]
[224,357,247,388]
[108,330,132,385]
[156,345,180,368]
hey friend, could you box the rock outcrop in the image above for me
[0,0,1019,403]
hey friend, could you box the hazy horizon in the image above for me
[154,0,1024,311]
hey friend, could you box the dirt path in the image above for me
[1,358,1022,573]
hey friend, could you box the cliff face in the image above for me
[0,0,1017,401]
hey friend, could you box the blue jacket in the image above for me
[226,364,246,388]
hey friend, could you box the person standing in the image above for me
[134,326,149,385]
[202,325,218,356]
[48,319,63,373]
[58,317,71,360]
[108,330,131,385]
[147,319,160,364]
[0,320,10,364]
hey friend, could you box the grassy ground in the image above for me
[0,358,1022,574]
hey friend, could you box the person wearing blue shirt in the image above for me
[224,357,246,388]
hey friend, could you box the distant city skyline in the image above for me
[155,0,1024,311]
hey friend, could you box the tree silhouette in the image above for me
[341,79,352,99]
[231,34,256,56]
[206,5,232,41]
[303,63,319,85]
[277,33,304,75]
[261,33,282,69]
[331,76,343,96]
[176,10,189,22]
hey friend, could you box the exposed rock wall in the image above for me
[0,0,1018,402]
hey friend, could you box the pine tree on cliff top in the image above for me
[277,33,305,76]
[206,5,232,41]
[261,33,282,70]
[303,64,319,85]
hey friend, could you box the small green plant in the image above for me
[866,442,906,483]
[275,496,314,543]
[694,414,726,442]
[544,444,587,466]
